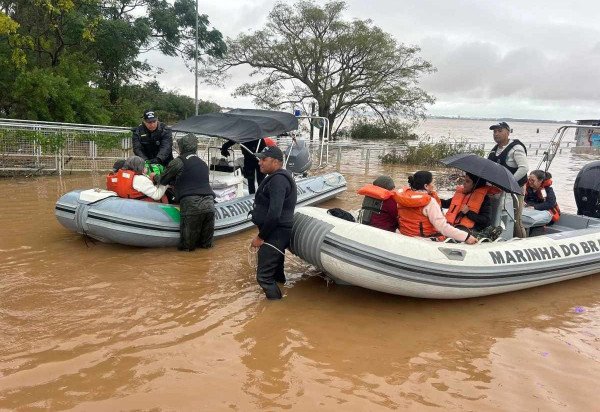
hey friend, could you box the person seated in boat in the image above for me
[523,170,560,227]
[357,175,398,232]
[113,156,169,203]
[394,171,478,244]
[106,159,125,192]
[441,173,503,240]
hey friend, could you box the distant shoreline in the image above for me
[425,116,575,124]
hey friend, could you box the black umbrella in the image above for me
[440,153,523,194]
[171,109,299,143]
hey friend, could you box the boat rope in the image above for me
[246,242,286,269]
[247,244,258,268]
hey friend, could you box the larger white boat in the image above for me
[290,201,600,299]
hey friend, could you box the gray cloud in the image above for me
[148,0,600,119]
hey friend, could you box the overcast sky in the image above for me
[146,0,600,121]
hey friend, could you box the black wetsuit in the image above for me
[160,135,215,251]
[250,168,297,299]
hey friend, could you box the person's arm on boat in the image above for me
[220,140,235,157]
[532,186,558,211]
[257,175,290,241]
[132,175,168,201]
[423,198,476,244]
[463,195,491,228]
[512,146,529,184]
[382,197,399,231]
[157,157,183,186]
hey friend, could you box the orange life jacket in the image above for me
[445,185,490,229]
[526,179,561,222]
[112,169,169,203]
[487,185,502,196]
[393,187,442,237]
[106,172,118,192]
[356,184,394,200]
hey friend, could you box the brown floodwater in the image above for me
[1,164,599,411]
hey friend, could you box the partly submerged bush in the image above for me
[349,119,419,140]
[380,136,485,166]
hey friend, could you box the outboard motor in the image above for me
[284,139,312,174]
[574,161,600,218]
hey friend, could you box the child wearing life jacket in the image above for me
[357,175,398,232]
[113,156,169,202]
[524,170,560,226]
[394,171,478,244]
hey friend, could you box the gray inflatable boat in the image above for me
[290,198,600,299]
[55,172,346,247]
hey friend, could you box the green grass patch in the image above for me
[381,137,485,166]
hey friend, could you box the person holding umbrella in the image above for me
[487,122,529,238]
[441,172,503,240]
[441,153,526,240]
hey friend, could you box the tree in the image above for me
[117,81,221,125]
[206,1,435,135]
[0,0,226,122]
[93,0,227,103]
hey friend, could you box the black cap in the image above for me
[143,110,157,121]
[489,121,510,131]
[256,146,284,161]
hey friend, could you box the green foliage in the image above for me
[0,12,19,35]
[0,0,225,119]
[73,132,127,150]
[349,119,419,140]
[10,52,112,123]
[380,137,485,166]
[209,0,435,133]
[116,81,221,126]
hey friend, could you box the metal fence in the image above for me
[0,118,131,174]
[0,118,575,176]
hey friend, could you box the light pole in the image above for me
[194,0,199,115]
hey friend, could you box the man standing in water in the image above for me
[250,146,297,300]
[132,110,174,166]
[159,134,215,251]
[488,122,529,238]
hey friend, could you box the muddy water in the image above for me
[1,164,599,410]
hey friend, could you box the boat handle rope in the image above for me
[247,242,286,269]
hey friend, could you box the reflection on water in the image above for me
[0,160,599,410]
